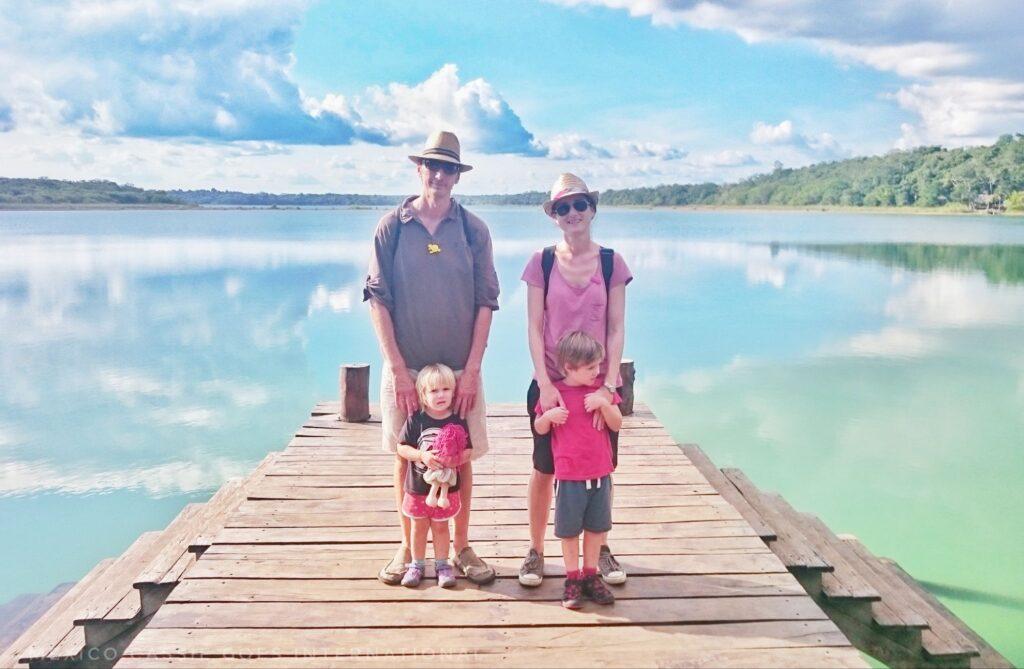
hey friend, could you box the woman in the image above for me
[518,173,632,587]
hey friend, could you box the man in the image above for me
[363,130,500,585]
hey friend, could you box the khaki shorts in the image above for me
[380,367,489,460]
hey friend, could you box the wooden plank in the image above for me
[682,445,777,542]
[209,520,761,545]
[762,501,878,601]
[247,482,718,500]
[183,553,787,579]
[721,469,830,573]
[199,535,771,559]
[116,646,867,668]
[239,491,717,510]
[224,504,739,529]
[880,557,1009,667]
[258,471,711,487]
[121,620,853,658]
[168,572,802,604]
[148,596,829,629]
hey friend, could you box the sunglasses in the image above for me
[421,158,460,175]
[554,198,591,217]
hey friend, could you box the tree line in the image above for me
[3,135,1022,209]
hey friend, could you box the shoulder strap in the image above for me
[541,245,557,302]
[599,247,614,297]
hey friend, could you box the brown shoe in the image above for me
[377,545,411,585]
[454,546,496,585]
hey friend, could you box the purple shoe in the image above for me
[436,562,457,588]
[401,562,424,587]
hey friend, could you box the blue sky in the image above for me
[1,0,1022,194]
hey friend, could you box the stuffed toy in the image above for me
[423,423,467,508]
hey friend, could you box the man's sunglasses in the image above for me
[421,158,460,175]
[554,198,591,217]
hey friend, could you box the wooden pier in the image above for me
[2,387,1008,667]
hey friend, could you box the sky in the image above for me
[1,0,1022,194]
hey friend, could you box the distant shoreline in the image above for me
[1,202,1017,217]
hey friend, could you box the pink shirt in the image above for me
[537,381,621,481]
[521,249,632,383]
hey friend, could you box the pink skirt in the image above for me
[402,491,462,521]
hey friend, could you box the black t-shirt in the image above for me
[399,411,472,495]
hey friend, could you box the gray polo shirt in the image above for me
[363,196,500,371]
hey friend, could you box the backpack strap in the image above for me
[541,245,557,302]
[599,246,614,297]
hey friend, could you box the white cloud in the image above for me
[750,120,795,145]
[553,0,1024,147]
[826,326,941,359]
[544,133,613,160]
[307,284,356,314]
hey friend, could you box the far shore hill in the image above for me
[2,135,1023,213]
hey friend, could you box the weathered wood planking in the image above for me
[115,402,864,668]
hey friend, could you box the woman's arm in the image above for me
[598,402,623,433]
[603,283,626,390]
[527,284,563,411]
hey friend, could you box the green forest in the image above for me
[0,178,183,205]
[3,135,1023,210]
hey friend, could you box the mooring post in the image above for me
[619,359,635,416]
[339,363,370,422]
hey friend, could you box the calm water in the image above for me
[1,207,1022,663]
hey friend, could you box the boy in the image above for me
[533,331,623,609]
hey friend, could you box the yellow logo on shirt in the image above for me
[427,243,442,254]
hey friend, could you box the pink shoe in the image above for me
[436,562,457,588]
[401,562,424,587]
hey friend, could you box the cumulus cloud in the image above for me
[540,133,688,161]
[551,0,1024,147]
[0,4,544,155]
[313,64,543,155]
[750,120,845,158]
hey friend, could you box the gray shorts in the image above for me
[554,476,613,538]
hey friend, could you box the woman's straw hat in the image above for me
[407,130,473,172]
[542,173,599,216]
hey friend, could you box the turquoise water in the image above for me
[1,207,1022,663]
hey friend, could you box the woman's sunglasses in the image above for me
[421,158,460,175]
[554,198,591,217]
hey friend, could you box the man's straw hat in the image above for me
[542,173,599,216]
[407,130,473,172]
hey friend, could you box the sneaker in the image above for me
[583,573,616,605]
[401,562,424,588]
[598,544,627,585]
[454,546,496,585]
[436,562,457,588]
[378,545,411,585]
[518,548,544,587]
[561,577,584,609]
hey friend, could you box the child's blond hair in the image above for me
[557,330,605,373]
[416,363,457,403]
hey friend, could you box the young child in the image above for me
[396,363,473,588]
[533,331,623,609]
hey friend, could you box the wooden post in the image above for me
[339,363,370,422]
[619,359,635,416]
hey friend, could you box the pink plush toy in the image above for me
[423,423,467,508]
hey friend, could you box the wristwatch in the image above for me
[602,382,616,395]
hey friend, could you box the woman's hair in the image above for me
[415,363,457,402]
[557,331,605,372]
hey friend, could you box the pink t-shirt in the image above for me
[521,249,632,382]
[536,381,621,481]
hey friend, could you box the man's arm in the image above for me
[369,298,418,416]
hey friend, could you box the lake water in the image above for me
[1,207,1022,663]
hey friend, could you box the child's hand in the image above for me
[543,406,569,426]
[420,450,442,470]
[584,391,610,413]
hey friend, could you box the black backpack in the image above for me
[541,245,615,302]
